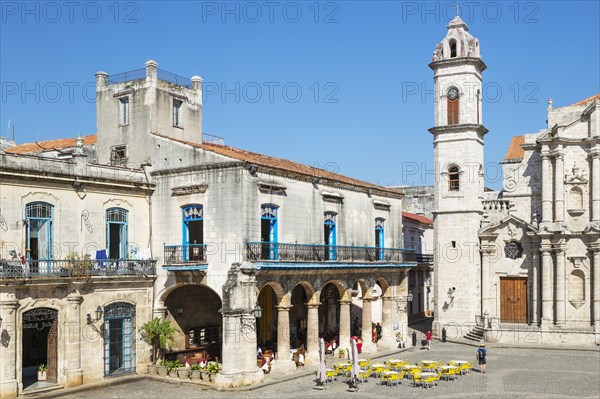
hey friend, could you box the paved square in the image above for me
[51,343,599,398]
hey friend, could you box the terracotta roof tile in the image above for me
[504,135,525,161]
[153,133,400,196]
[402,211,433,225]
[568,93,600,107]
[5,135,96,154]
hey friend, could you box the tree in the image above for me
[139,318,179,364]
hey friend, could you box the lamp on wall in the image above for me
[176,307,183,316]
[447,287,456,302]
[86,306,104,337]
[253,302,262,319]
[407,290,413,303]
[0,315,3,329]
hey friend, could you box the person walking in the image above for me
[476,343,487,373]
[425,330,433,350]
[375,322,382,342]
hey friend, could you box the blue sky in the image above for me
[1,1,599,189]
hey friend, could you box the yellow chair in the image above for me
[381,372,391,386]
[388,372,400,386]
[370,364,385,378]
[358,359,371,368]
[460,362,470,375]
[448,367,459,381]
[423,374,437,388]
[326,369,338,382]
[358,368,372,382]
[398,370,406,380]
[411,372,423,387]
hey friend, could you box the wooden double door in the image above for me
[500,277,528,323]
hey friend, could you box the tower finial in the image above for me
[456,1,460,16]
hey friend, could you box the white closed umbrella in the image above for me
[348,338,360,391]
[316,338,327,387]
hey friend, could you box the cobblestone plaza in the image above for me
[43,343,599,399]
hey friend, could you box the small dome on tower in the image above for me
[432,16,480,61]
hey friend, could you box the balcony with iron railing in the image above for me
[245,242,416,268]
[163,244,208,271]
[415,254,434,264]
[0,259,156,279]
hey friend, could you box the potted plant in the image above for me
[164,359,181,377]
[207,361,221,382]
[190,364,202,381]
[156,360,168,377]
[139,318,179,375]
[37,364,48,381]
[176,362,190,379]
[338,348,345,358]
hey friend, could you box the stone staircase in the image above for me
[464,325,485,342]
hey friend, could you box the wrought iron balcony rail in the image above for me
[246,242,415,263]
[108,68,192,88]
[415,254,434,264]
[163,244,208,265]
[0,259,156,279]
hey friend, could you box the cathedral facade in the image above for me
[430,17,599,345]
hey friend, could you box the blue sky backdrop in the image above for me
[1,1,599,189]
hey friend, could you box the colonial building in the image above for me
[429,16,599,345]
[402,212,434,320]
[0,61,415,398]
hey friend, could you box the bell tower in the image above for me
[429,16,488,329]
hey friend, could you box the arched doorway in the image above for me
[164,285,223,362]
[22,308,58,390]
[319,283,340,341]
[289,285,308,347]
[103,302,136,376]
[257,285,278,349]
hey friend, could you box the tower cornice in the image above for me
[428,124,489,136]
[429,57,487,72]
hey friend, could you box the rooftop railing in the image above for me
[0,259,156,279]
[108,68,193,88]
[246,242,416,263]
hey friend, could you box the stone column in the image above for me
[541,247,553,327]
[592,247,600,334]
[360,298,376,353]
[554,151,565,223]
[216,263,264,388]
[531,250,540,325]
[541,149,552,224]
[591,152,600,223]
[65,293,83,387]
[555,247,566,325]
[0,298,19,399]
[377,296,395,350]
[275,305,296,372]
[338,300,351,352]
[305,303,320,364]
[480,244,494,317]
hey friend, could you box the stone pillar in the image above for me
[338,300,351,352]
[377,296,395,350]
[531,250,539,325]
[65,293,83,387]
[145,59,158,81]
[275,305,296,372]
[592,248,600,334]
[591,152,600,223]
[305,303,320,364]
[541,150,552,224]
[0,298,19,399]
[555,247,566,325]
[360,298,376,353]
[541,247,553,327]
[480,244,494,317]
[216,263,264,388]
[554,151,565,223]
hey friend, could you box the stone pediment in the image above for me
[479,214,538,236]
[565,175,588,184]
